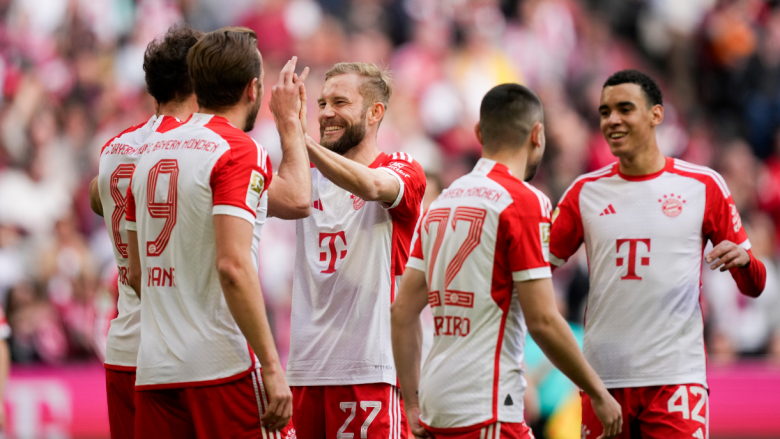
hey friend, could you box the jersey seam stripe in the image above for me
[250,371,268,439]
[559,166,614,203]
[523,181,547,217]
[673,161,730,197]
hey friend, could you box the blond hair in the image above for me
[325,62,393,109]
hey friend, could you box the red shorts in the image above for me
[582,384,708,439]
[427,422,534,439]
[106,368,136,439]
[292,383,407,439]
[135,368,295,439]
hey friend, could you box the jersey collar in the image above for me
[614,156,673,181]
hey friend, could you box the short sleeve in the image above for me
[125,175,137,229]
[549,187,585,267]
[502,197,552,282]
[406,208,427,272]
[378,153,426,221]
[210,141,272,225]
[703,180,750,249]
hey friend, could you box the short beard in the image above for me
[320,112,367,156]
[243,96,262,132]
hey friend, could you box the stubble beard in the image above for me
[320,111,368,156]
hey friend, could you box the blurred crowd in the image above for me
[0,0,779,412]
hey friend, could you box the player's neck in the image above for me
[482,148,528,181]
[343,137,381,166]
[157,96,197,122]
[198,104,250,131]
[617,141,666,176]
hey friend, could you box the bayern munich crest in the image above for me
[658,193,686,217]
[351,194,365,210]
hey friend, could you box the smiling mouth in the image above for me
[324,126,343,134]
[608,132,627,140]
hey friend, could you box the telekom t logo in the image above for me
[319,231,347,273]
[616,238,651,280]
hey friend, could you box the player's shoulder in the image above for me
[559,163,618,203]
[667,158,730,198]
[380,151,425,174]
[99,120,148,155]
[483,162,551,218]
[197,114,267,161]
[156,115,183,133]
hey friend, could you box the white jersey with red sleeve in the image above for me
[124,113,272,389]
[98,114,181,371]
[406,158,552,431]
[549,157,751,389]
[287,151,426,386]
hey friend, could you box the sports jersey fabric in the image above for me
[406,158,552,431]
[98,114,181,370]
[125,113,273,389]
[549,157,766,389]
[287,151,425,386]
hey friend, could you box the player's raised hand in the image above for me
[706,240,750,271]
[404,405,430,439]
[269,56,309,123]
[592,390,622,439]
[259,367,293,431]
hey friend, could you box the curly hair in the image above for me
[143,23,203,104]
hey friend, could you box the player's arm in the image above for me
[268,57,312,219]
[304,135,400,204]
[548,195,585,272]
[703,183,766,297]
[516,278,622,439]
[391,267,430,439]
[126,231,142,298]
[213,215,291,431]
[89,176,103,217]
[125,183,142,298]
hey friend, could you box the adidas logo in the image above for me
[313,199,323,211]
[599,204,617,216]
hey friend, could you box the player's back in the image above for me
[126,113,272,389]
[98,115,180,370]
[408,158,551,430]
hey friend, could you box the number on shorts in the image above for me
[667,385,707,424]
[337,400,382,439]
[146,159,179,256]
[109,164,135,258]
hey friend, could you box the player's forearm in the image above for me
[126,230,142,298]
[0,340,9,397]
[528,313,608,399]
[218,261,283,372]
[306,138,398,203]
[391,306,423,409]
[730,251,766,298]
[268,118,311,219]
[89,176,103,217]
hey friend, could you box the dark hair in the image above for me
[143,23,203,104]
[603,69,663,107]
[188,27,262,110]
[479,83,544,151]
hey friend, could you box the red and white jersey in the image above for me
[407,158,552,431]
[98,115,181,370]
[287,151,426,386]
[549,157,750,389]
[125,113,272,389]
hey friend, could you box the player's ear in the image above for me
[531,122,544,149]
[368,102,385,126]
[246,78,260,103]
[650,104,664,127]
[474,122,483,145]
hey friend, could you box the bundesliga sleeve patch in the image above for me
[551,207,560,224]
[246,170,264,209]
[540,222,550,262]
